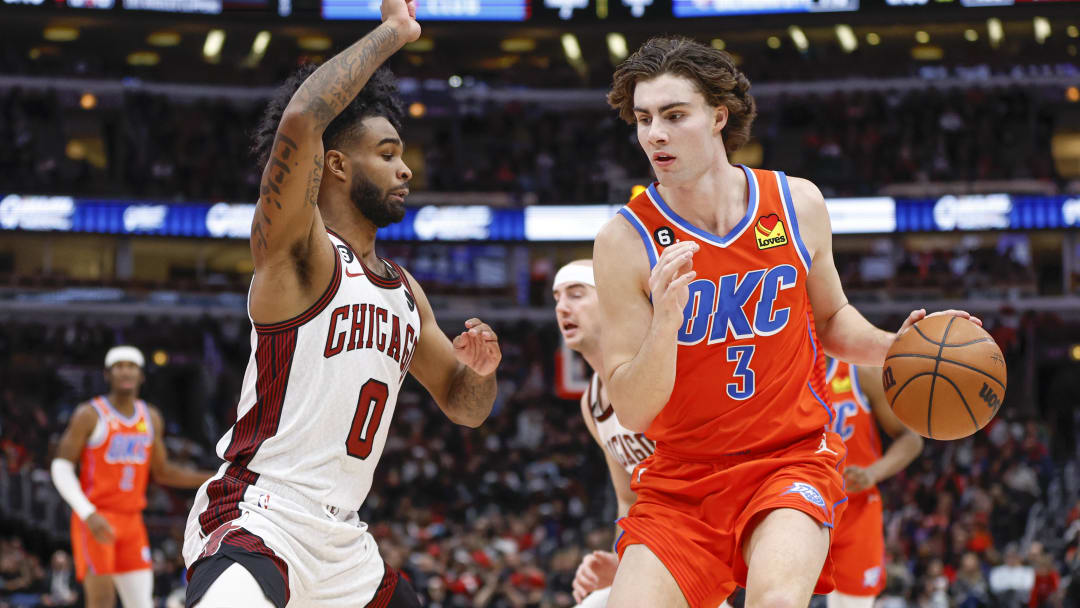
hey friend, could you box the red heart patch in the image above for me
[758,214,780,232]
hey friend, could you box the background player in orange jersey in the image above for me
[824,359,923,608]
[50,346,215,608]
[593,36,979,608]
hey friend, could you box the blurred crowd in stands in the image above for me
[1,307,1079,607]
[1,29,1074,89]
[0,84,1066,203]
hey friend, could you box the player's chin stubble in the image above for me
[350,173,406,228]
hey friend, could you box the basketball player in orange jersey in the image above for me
[50,345,215,608]
[824,358,923,608]
[180,1,500,606]
[593,36,980,608]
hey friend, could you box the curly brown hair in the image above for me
[251,64,403,168]
[607,36,757,155]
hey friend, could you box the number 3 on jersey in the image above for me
[346,379,389,460]
[726,345,756,400]
[119,465,135,491]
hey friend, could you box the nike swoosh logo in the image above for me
[344,268,365,278]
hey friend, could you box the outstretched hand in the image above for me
[896,308,982,338]
[381,0,421,42]
[572,550,619,603]
[453,318,501,376]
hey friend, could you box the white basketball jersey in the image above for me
[587,373,654,475]
[216,230,421,512]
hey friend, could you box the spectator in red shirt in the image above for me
[1029,553,1060,608]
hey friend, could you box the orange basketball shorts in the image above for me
[830,489,886,596]
[615,431,848,608]
[71,510,151,580]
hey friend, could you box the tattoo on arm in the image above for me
[252,219,269,251]
[305,154,324,208]
[254,133,301,251]
[291,24,400,130]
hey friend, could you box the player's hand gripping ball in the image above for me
[884,314,1006,440]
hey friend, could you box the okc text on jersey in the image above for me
[678,264,798,345]
[104,433,152,464]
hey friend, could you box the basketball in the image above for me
[882,315,1007,441]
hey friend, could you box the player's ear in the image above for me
[324,150,348,183]
[713,105,729,135]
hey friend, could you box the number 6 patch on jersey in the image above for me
[653,226,675,247]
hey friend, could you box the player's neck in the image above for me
[107,391,138,414]
[655,162,747,234]
[321,208,384,275]
[579,347,604,381]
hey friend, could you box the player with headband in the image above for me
[554,260,655,608]
[51,345,215,608]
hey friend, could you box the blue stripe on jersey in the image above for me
[806,316,834,424]
[617,208,658,269]
[644,164,759,248]
[825,357,839,382]
[776,172,812,272]
[849,363,870,412]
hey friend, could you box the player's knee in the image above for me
[83,578,116,608]
[747,589,805,608]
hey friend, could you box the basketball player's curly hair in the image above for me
[607,36,757,156]
[251,64,404,167]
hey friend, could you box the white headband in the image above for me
[105,346,145,369]
[553,264,595,290]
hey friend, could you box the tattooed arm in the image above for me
[400,269,501,428]
[249,0,420,323]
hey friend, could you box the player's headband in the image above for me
[105,346,145,369]
[553,263,595,290]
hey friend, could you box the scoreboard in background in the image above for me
[3,0,1079,19]
[4,0,268,12]
[322,0,529,20]
[672,0,857,17]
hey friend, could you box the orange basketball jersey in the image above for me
[826,359,888,596]
[826,359,882,483]
[618,166,832,459]
[80,397,153,513]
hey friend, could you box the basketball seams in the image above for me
[939,338,993,348]
[911,323,992,348]
[889,371,938,403]
[934,374,980,432]
[884,353,1005,389]
[911,324,939,346]
[924,317,957,439]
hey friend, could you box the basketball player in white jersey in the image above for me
[554,260,653,608]
[181,2,501,606]
[556,261,735,608]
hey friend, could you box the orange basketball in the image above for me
[882,315,1007,440]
